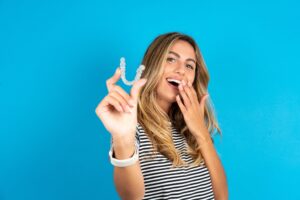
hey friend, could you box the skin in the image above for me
[156,40,229,199]
[156,39,197,113]
[95,39,228,199]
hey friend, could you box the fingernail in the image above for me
[182,80,186,86]
[127,105,133,113]
[179,84,183,90]
[116,68,121,74]
[188,81,192,87]
[141,79,147,84]
[125,105,132,113]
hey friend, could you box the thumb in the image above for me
[130,78,147,103]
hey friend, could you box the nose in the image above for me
[175,61,185,75]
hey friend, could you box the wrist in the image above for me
[194,132,213,148]
[111,135,136,159]
[112,134,135,147]
[113,144,136,159]
[109,139,139,167]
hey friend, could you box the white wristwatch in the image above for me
[108,140,139,167]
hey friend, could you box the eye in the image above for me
[167,57,176,63]
[186,64,194,69]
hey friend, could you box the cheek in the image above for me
[188,73,196,84]
[163,62,172,69]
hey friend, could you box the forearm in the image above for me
[113,136,145,200]
[196,134,228,200]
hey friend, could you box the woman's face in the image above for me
[156,39,197,113]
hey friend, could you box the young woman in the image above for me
[95,32,228,200]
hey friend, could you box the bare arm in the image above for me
[95,68,148,199]
[197,135,228,200]
[112,135,145,200]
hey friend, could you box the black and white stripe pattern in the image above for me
[136,123,215,200]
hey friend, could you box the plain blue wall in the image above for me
[1,0,299,199]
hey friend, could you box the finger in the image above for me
[182,81,195,105]
[106,68,121,92]
[111,85,134,107]
[110,91,132,113]
[176,94,187,113]
[178,83,191,107]
[130,78,147,104]
[104,95,124,112]
[188,80,199,102]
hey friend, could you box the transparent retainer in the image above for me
[119,57,145,86]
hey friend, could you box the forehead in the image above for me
[168,40,196,60]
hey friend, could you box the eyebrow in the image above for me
[168,51,196,64]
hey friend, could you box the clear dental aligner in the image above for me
[119,57,145,86]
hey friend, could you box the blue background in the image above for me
[1,0,299,199]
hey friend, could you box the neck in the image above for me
[156,97,171,114]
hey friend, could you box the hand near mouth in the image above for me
[175,79,211,146]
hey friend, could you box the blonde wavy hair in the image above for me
[137,32,222,167]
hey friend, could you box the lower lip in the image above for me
[167,81,179,90]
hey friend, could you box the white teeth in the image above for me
[167,78,181,84]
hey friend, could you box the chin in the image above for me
[167,94,177,103]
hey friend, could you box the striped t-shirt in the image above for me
[136,123,215,200]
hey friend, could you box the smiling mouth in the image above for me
[167,80,179,90]
[169,81,179,87]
